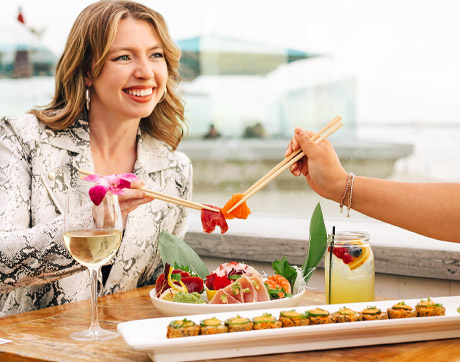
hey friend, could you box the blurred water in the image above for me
[357,124,460,183]
[0,77,54,115]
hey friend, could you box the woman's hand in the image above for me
[117,179,154,227]
[285,128,348,201]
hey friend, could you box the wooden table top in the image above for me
[0,286,459,362]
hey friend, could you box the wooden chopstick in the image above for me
[242,115,342,196]
[227,118,343,214]
[78,169,219,213]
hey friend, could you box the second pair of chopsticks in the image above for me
[78,169,219,213]
[227,116,343,214]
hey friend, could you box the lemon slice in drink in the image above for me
[348,245,370,270]
[159,289,180,301]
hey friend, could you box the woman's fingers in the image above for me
[287,134,301,176]
[294,128,320,156]
[297,156,309,177]
[285,134,300,157]
[117,179,155,216]
[129,179,145,189]
[122,196,151,214]
[287,128,317,177]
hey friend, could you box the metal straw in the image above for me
[328,226,336,304]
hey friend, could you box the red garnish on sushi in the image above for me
[221,193,251,219]
[201,205,228,234]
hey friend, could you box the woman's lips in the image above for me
[124,87,154,103]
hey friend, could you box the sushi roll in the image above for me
[387,301,417,319]
[167,318,200,338]
[307,308,334,325]
[225,315,254,332]
[279,310,310,327]
[333,307,362,323]
[252,313,282,330]
[360,306,389,321]
[199,317,228,335]
[416,298,446,317]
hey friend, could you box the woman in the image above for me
[0,1,192,316]
[286,128,460,243]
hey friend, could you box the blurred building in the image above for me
[0,12,57,78]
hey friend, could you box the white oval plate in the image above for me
[119,296,460,362]
[149,288,306,316]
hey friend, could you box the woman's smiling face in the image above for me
[87,16,168,123]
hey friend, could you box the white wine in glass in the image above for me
[64,182,123,341]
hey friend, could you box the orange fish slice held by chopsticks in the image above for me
[221,193,251,219]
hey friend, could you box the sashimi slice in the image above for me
[249,275,270,302]
[237,276,257,303]
[223,281,245,303]
[201,205,228,234]
[221,193,251,220]
[209,289,241,304]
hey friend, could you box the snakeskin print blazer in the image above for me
[0,114,192,317]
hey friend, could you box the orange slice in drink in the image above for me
[349,240,363,245]
[348,244,370,270]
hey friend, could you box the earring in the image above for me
[158,87,167,103]
[85,88,91,111]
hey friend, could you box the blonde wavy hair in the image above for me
[31,0,186,150]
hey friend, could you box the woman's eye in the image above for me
[151,52,164,59]
[114,55,130,61]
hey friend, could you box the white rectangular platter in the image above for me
[117,296,460,362]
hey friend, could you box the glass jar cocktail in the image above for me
[325,231,375,304]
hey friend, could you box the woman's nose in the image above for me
[134,58,154,79]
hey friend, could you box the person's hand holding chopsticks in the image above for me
[286,128,348,203]
[116,178,155,224]
[287,127,460,242]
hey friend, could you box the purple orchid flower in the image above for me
[83,173,138,205]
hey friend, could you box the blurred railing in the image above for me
[178,138,414,191]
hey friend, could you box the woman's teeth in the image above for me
[126,88,153,97]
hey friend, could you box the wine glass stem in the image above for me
[89,266,101,330]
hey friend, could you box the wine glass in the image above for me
[63,180,123,341]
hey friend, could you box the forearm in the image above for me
[0,216,80,293]
[342,177,460,242]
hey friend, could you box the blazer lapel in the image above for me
[40,117,94,214]
[134,132,171,175]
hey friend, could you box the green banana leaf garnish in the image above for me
[302,202,327,282]
[158,231,209,279]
